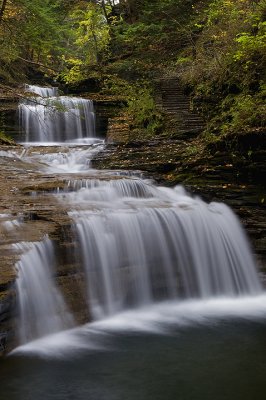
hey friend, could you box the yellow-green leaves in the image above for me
[71,4,110,64]
[234,22,266,63]
[60,2,110,83]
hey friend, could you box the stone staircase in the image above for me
[90,79,205,142]
[155,78,205,135]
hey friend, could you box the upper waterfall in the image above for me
[18,84,96,143]
[25,84,58,97]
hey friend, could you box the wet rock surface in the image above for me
[0,145,91,354]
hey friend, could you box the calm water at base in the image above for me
[1,303,266,400]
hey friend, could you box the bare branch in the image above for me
[17,57,58,74]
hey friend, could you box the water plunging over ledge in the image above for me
[18,84,96,143]
[6,85,266,366]
[14,237,74,344]
[71,191,262,317]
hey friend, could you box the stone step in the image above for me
[163,96,189,99]
[164,109,202,117]
[182,118,205,123]
[162,97,187,100]
[163,101,191,104]
[163,95,189,98]
[164,108,192,111]
[180,117,204,122]
[162,101,188,104]
[183,122,206,127]
[156,78,206,134]
[163,100,190,103]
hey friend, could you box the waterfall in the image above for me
[18,84,95,142]
[65,177,157,199]
[66,180,262,320]
[11,85,264,351]
[14,237,74,344]
[25,84,58,97]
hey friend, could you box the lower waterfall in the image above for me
[14,237,74,344]
[67,180,262,319]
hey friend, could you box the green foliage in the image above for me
[60,59,84,84]
[59,2,111,84]
[184,145,199,156]
[127,83,163,134]
[109,0,202,71]
[102,76,163,134]
[96,0,265,137]
[234,21,266,67]
[71,4,110,62]
[0,0,112,83]
[101,74,129,96]
[178,0,266,135]
[223,94,266,133]
[0,0,265,139]
[0,130,14,144]
[0,0,69,81]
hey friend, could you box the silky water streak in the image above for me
[14,237,74,344]
[67,180,262,320]
[18,85,95,142]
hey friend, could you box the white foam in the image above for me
[11,295,266,358]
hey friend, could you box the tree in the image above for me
[61,2,110,83]
[0,0,74,81]
[0,0,8,23]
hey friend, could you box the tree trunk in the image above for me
[0,0,8,23]
[100,0,111,25]
[92,30,100,65]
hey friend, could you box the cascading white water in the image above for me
[66,177,157,199]
[25,84,58,97]
[64,179,262,319]
[14,237,74,344]
[12,84,264,353]
[19,84,95,142]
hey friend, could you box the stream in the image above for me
[1,85,266,399]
